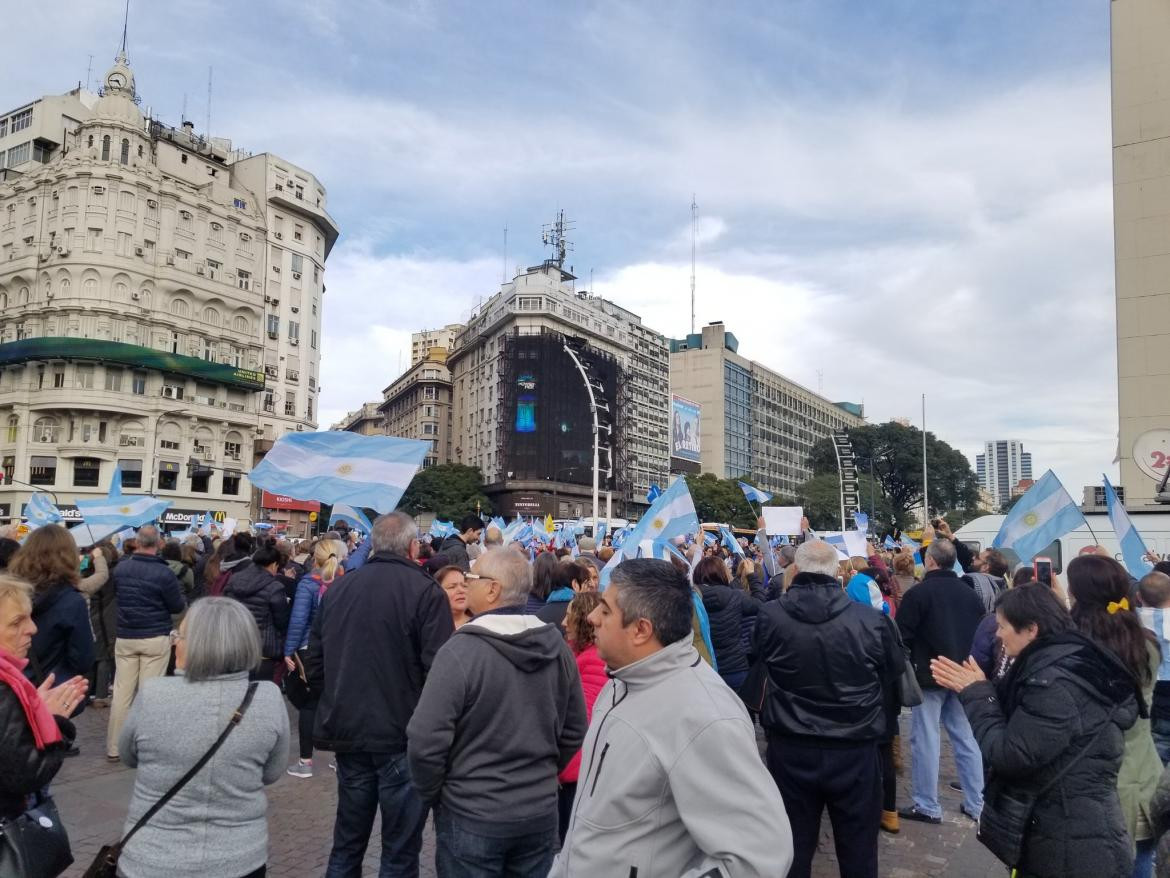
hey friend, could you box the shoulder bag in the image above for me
[892,624,923,708]
[0,793,73,878]
[978,704,1118,868]
[81,682,258,878]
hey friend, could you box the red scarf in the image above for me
[0,648,62,750]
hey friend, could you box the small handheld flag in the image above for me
[738,481,773,505]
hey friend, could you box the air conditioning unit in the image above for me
[51,190,58,200]
[264,365,278,377]
[134,246,144,256]
[39,429,54,442]
[269,298,279,306]
[56,245,68,255]
[274,232,282,239]
[130,291,140,301]
[195,265,205,275]
[290,306,299,313]
[165,255,175,266]
[290,338,299,346]
[162,386,180,399]
[295,424,304,431]
[292,272,301,280]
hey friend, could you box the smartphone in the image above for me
[1034,557,1053,587]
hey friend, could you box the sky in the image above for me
[5,0,1119,496]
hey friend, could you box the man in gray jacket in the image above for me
[551,558,793,878]
[407,547,586,876]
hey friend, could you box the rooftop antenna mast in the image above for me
[502,225,508,283]
[85,55,94,92]
[690,194,697,334]
[121,0,130,53]
[206,66,212,137]
[541,209,575,270]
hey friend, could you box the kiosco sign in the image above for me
[260,492,320,513]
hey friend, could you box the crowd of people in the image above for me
[4,511,1170,877]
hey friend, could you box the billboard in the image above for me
[671,395,701,463]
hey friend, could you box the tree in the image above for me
[809,422,979,531]
[399,464,492,522]
[796,473,895,533]
[684,473,785,528]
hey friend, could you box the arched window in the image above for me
[101,136,110,161]
[203,307,220,327]
[233,315,249,333]
[137,144,143,158]
[33,417,59,443]
[83,278,97,299]
[170,298,189,317]
[6,416,18,443]
[18,287,29,306]
[87,135,94,149]
[120,139,130,164]
[0,292,7,309]
[114,282,128,302]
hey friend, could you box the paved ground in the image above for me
[53,705,1002,877]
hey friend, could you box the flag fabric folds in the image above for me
[594,520,608,546]
[330,503,374,534]
[883,535,897,550]
[75,492,172,533]
[646,484,663,504]
[247,432,429,513]
[992,470,1087,563]
[600,478,700,588]
[720,526,745,557]
[1104,475,1154,578]
[737,481,773,505]
[25,493,63,529]
[429,520,457,539]
[853,511,868,533]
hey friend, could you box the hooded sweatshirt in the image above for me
[406,611,587,836]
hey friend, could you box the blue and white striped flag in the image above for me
[610,527,628,548]
[247,432,430,513]
[720,525,745,558]
[330,503,373,534]
[601,478,699,588]
[429,520,457,539]
[703,530,718,547]
[1104,475,1153,578]
[75,492,172,532]
[854,511,869,534]
[646,484,663,504]
[594,520,608,546]
[899,533,919,550]
[992,470,1087,562]
[738,481,773,505]
[883,535,897,550]
[25,493,63,528]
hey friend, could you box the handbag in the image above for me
[281,650,314,710]
[0,794,73,878]
[81,682,258,878]
[891,625,923,708]
[977,704,1118,868]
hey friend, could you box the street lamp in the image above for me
[561,342,606,531]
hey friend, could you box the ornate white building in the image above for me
[0,51,337,526]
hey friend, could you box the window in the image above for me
[191,468,210,493]
[224,440,242,459]
[132,372,146,395]
[86,228,101,251]
[53,371,65,388]
[101,136,110,161]
[284,399,296,416]
[169,298,189,317]
[237,269,251,291]
[2,457,13,484]
[73,457,101,487]
[76,364,94,389]
[307,399,313,420]
[209,222,223,244]
[11,109,31,133]
[178,210,193,233]
[294,224,303,242]
[175,248,190,261]
[29,455,56,486]
[119,459,142,489]
[66,187,79,207]
[157,462,178,491]
[233,198,247,210]
[203,307,220,327]
[0,118,7,139]
[288,321,299,341]
[203,340,216,362]
[159,437,180,450]
[310,329,318,349]
[291,253,303,273]
[117,232,131,256]
[233,315,250,333]
[266,314,279,337]
[423,423,436,435]
[33,142,50,163]
[119,139,129,164]
[222,471,241,495]
[118,190,134,212]
[206,258,221,279]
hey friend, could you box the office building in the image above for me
[332,402,383,436]
[378,347,455,469]
[975,440,1033,510]
[0,50,336,524]
[668,322,865,498]
[412,324,463,366]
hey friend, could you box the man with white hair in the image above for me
[408,546,587,877]
[753,539,905,878]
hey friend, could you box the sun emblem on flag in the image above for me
[336,463,353,476]
[119,506,131,514]
[1023,512,1039,527]
[652,517,665,530]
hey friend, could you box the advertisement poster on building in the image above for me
[671,395,701,463]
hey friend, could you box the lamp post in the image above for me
[562,342,602,532]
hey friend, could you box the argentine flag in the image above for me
[594,520,608,546]
[883,535,897,551]
[429,520,457,540]
[75,492,172,532]
[248,432,429,513]
[854,511,869,534]
[330,503,373,534]
[25,492,63,529]
[646,484,663,504]
[992,470,1086,563]
[738,481,773,505]
[1104,475,1153,578]
[600,478,699,588]
[720,525,745,557]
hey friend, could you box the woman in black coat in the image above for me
[694,555,762,692]
[932,584,1139,878]
[223,542,290,682]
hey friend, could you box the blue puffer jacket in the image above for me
[284,573,330,655]
[114,554,186,639]
[29,582,94,685]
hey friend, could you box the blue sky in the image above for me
[6,1,1118,495]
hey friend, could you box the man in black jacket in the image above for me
[105,524,184,761]
[438,514,484,573]
[896,538,986,825]
[307,511,455,878]
[754,539,904,878]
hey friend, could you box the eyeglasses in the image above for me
[169,629,185,644]
[463,574,497,587]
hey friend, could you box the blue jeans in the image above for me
[434,808,558,878]
[910,688,984,819]
[1133,838,1155,878]
[326,751,426,878]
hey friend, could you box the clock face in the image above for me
[107,73,125,90]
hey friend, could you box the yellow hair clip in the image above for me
[1107,597,1130,615]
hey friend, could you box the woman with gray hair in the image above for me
[114,597,289,878]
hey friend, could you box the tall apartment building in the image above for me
[449,260,670,518]
[411,324,463,366]
[0,51,336,525]
[975,440,1033,510]
[331,402,383,436]
[378,348,454,469]
[669,322,865,498]
[1113,0,1170,507]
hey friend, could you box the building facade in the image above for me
[669,322,865,498]
[1113,0,1170,507]
[975,440,1033,510]
[0,52,336,524]
[448,261,670,517]
[378,348,455,469]
[331,402,383,436]
[411,324,463,366]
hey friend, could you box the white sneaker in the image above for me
[287,759,313,778]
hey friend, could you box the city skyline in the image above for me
[2,1,1117,496]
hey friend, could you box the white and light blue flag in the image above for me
[720,525,745,557]
[601,478,699,588]
[883,535,897,551]
[25,492,63,529]
[330,503,373,534]
[429,520,457,540]
[75,492,172,532]
[738,481,773,505]
[992,470,1087,562]
[594,520,608,546]
[247,432,429,513]
[646,484,663,504]
[1104,475,1153,578]
[854,511,869,534]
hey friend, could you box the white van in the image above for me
[954,512,1170,574]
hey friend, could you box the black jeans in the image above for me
[297,702,317,760]
[766,736,882,878]
[434,808,558,878]
[879,739,897,811]
[557,782,576,843]
[326,751,426,878]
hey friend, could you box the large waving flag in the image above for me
[75,492,172,533]
[600,478,700,588]
[1104,475,1153,578]
[738,481,773,505]
[25,492,63,529]
[330,503,374,534]
[720,525,745,557]
[992,470,1087,562]
[248,432,429,513]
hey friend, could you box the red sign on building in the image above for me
[260,491,321,513]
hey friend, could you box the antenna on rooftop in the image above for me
[85,55,93,92]
[690,194,697,335]
[121,0,130,54]
[541,209,575,270]
[181,93,188,124]
[502,225,508,283]
[206,66,212,137]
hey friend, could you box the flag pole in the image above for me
[922,394,929,528]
